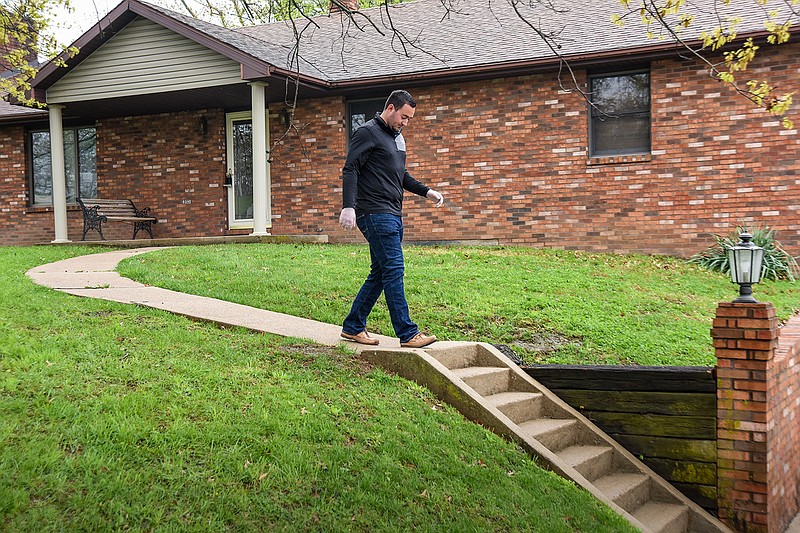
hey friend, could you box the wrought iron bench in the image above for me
[77,198,158,241]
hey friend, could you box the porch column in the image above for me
[249,81,270,236]
[48,104,70,243]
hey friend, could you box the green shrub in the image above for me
[690,225,800,281]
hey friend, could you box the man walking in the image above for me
[339,89,443,348]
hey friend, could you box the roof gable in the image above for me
[30,0,324,99]
[47,17,243,103]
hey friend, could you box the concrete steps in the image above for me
[634,502,690,533]
[558,444,615,481]
[362,342,730,533]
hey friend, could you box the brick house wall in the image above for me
[0,110,233,244]
[0,125,75,245]
[267,42,800,256]
[93,109,230,241]
[2,41,798,252]
[268,97,347,238]
[713,302,800,532]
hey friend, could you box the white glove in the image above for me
[427,189,444,207]
[339,207,356,230]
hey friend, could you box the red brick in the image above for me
[716,368,751,379]
[713,328,746,340]
[734,380,767,392]
[736,340,776,351]
[751,307,777,319]
[737,319,775,330]
[733,481,768,494]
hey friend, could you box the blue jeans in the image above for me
[342,213,419,343]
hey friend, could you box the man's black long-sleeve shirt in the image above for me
[341,116,429,216]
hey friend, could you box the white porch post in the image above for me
[48,104,71,243]
[249,81,270,236]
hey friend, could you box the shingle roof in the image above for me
[142,2,327,77]
[0,96,47,121]
[233,0,773,82]
[15,0,779,113]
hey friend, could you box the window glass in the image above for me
[590,72,651,157]
[64,129,76,203]
[78,128,97,199]
[231,120,254,220]
[31,131,52,205]
[347,98,385,139]
[30,126,97,205]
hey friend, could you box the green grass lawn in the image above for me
[1,245,635,532]
[117,243,800,366]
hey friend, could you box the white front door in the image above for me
[226,111,270,229]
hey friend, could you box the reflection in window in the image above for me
[347,98,385,139]
[351,114,367,134]
[589,72,650,157]
[30,126,97,205]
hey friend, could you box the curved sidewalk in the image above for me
[26,247,407,351]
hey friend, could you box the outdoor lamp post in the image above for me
[727,232,765,303]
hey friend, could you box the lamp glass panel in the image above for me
[736,249,755,283]
[729,248,764,284]
[750,248,764,283]
[727,248,737,283]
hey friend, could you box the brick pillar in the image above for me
[713,302,779,532]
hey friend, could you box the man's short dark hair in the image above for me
[385,90,416,111]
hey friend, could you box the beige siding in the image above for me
[47,17,242,103]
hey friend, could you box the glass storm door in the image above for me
[227,112,254,228]
[226,111,269,229]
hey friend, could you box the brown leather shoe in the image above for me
[400,332,437,348]
[340,330,379,346]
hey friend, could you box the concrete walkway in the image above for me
[25,247,410,351]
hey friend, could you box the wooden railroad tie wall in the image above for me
[524,365,717,512]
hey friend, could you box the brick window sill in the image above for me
[587,154,652,166]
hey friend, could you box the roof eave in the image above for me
[0,107,49,124]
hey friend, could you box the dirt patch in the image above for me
[495,331,583,365]
[512,332,581,354]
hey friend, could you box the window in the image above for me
[589,71,650,157]
[347,98,385,140]
[30,126,97,205]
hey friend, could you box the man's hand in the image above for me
[339,207,356,230]
[427,189,444,207]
